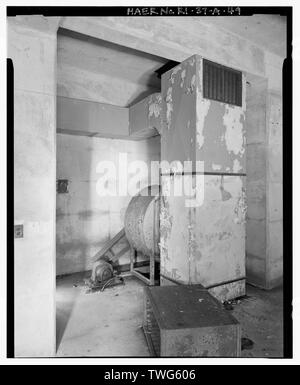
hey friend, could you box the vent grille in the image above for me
[203,59,242,106]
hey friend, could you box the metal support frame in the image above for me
[129,247,158,286]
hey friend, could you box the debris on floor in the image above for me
[242,337,254,350]
[223,295,253,310]
[223,301,234,311]
[84,275,125,294]
[56,273,283,357]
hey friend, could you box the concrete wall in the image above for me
[10,14,284,357]
[57,29,162,107]
[56,134,160,275]
[8,16,59,357]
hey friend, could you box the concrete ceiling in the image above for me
[57,28,168,107]
[197,15,286,58]
[57,15,286,107]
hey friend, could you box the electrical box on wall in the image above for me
[57,179,69,194]
[14,224,23,238]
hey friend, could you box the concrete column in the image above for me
[265,54,283,289]
[266,89,283,289]
[245,74,268,288]
[245,63,283,290]
[160,55,246,301]
[8,15,60,357]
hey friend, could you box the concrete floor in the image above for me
[56,272,283,357]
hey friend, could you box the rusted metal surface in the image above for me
[143,285,241,357]
[160,172,246,295]
[160,55,246,300]
[196,99,246,174]
[124,185,160,256]
[161,54,246,174]
[160,55,198,169]
[129,92,162,138]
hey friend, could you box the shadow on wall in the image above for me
[56,133,94,350]
[56,133,116,276]
[55,134,161,349]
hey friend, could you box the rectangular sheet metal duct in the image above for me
[160,55,246,301]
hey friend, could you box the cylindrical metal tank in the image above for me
[124,185,160,256]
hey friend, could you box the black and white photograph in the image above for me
[1,1,298,369]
